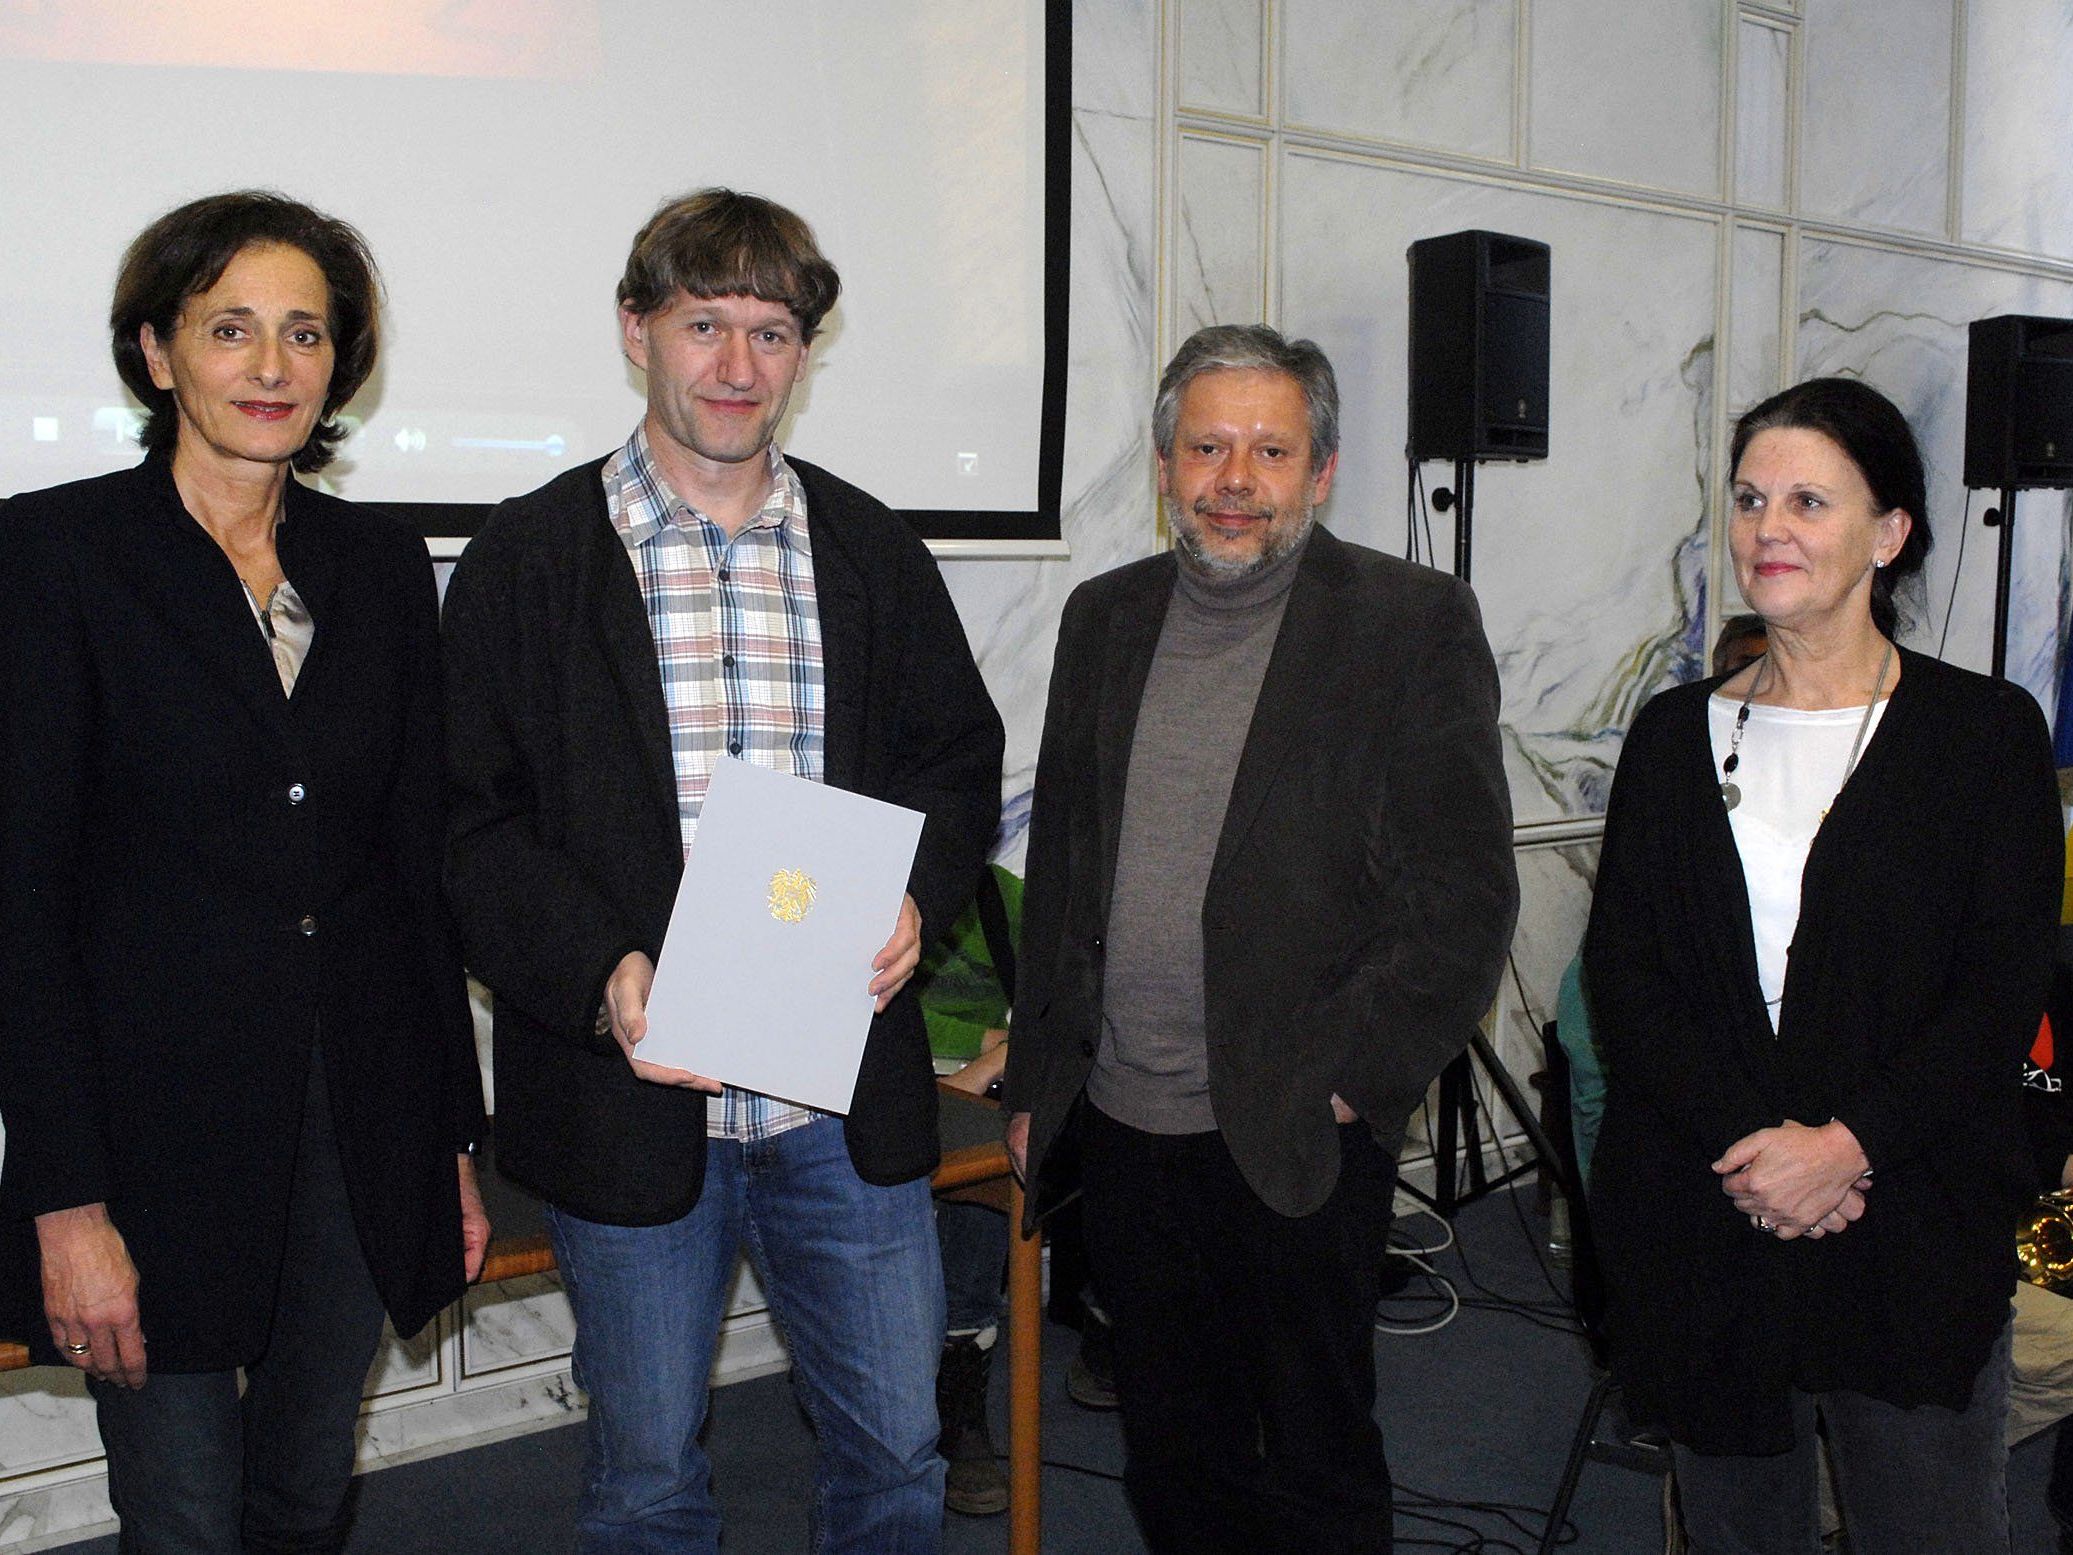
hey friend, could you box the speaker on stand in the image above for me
[1964,315,2073,680]
[1403,230,1556,1216]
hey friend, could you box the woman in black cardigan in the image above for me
[0,192,486,1553]
[1585,378,2062,1553]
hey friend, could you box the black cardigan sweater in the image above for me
[442,455,1003,1224]
[1584,647,2061,1453]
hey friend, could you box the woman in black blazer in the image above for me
[1585,378,2061,1553]
[0,191,486,1553]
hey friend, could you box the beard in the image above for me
[1167,493,1316,581]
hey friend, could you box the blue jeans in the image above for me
[1674,1315,2013,1554]
[545,1117,946,1554]
[936,1200,1008,1334]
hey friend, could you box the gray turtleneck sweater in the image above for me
[1086,532,1307,1135]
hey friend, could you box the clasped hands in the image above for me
[1713,1118,1872,1240]
[602,893,922,1089]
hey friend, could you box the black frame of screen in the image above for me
[385,0,1070,550]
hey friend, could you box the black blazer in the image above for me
[441,455,1003,1225]
[1584,649,2061,1453]
[0,455,482,1371]
[1003,528,1518,1220]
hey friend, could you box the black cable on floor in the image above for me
[1398,1479,1580,1551]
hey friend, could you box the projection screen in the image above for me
[0,0,1066,548]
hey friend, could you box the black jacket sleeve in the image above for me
[881,537,1005,946]
[1329,576,1519,1133]
[0,505,108,1216]
[441,525,647,1054]
[1584,693,1779,1156]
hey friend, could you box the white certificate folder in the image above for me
[639,757,925,1114]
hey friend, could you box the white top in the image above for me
[1708,695,1890,1032]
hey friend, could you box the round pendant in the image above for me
[1720,780,1741,810]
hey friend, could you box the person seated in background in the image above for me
[921,862,1022,1518]
[1712,611,1770,681]
[921,861,1120,1516]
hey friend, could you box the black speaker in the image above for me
[1965,315,2073,490]
[1407,230,1550,463]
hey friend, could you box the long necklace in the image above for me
[1719,641,1893,815]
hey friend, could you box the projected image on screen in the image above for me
[0,0,1054,534]
[0,0,600,78]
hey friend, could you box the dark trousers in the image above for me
[90,1049,389,1555]
[1079,1104,1398,1555]
[1673,1316,2013,1555]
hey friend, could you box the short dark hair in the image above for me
[1729,377,1933,639]
[1152,324,1340,467]
[617,189,841,341]
[110,190,382,475]
[1711,612,1769,677]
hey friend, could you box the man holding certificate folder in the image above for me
[442,190,1003,1554]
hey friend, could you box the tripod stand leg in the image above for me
[1467,1028,1583,1205]
[1433,1054,1465,1216]
[1461,1069,1488,1195]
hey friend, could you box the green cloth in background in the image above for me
[917,864,1022,1061]
[1555,953,1607,1187]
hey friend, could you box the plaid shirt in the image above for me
[604,427,828,1141]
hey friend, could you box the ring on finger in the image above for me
[63,1340,90,1355]
[1754,1216,1777,1233]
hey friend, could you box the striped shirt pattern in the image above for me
[604,428,829,1141]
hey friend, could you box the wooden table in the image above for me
[1,1086,1042,1554]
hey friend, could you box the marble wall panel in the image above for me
[1800,0,1952,236]
[1510,838,1598,1009]
[1282,0,1514,162]
[1278,154,1720,825]
[1730,225,1785,412]
[462,1275,576,1378]
[1177,0,1263,117]
[0,1474,113,1550]
[939,0,1162,872]
[355,1372,586,1471]
[1734,18,1790,210]
[1961,0,2073,255]
[0,1370,97,1483]
[1797,240,2073,716]
[1529,0,1720,196]
[1175,134,1266,334]
[365,1318,443,1399]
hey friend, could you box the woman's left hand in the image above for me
[1713,1119,1870,1238]
[457,1154,491,1283]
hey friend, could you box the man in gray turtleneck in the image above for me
[1004,325,1517,1555]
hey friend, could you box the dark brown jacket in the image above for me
[1004,528,1517,1221]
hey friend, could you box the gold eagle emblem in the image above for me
[768,868,818,923]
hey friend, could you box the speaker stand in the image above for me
[1429,459,1478,583]
[1401,462,1559,1219]
[1984,485,2018,680]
